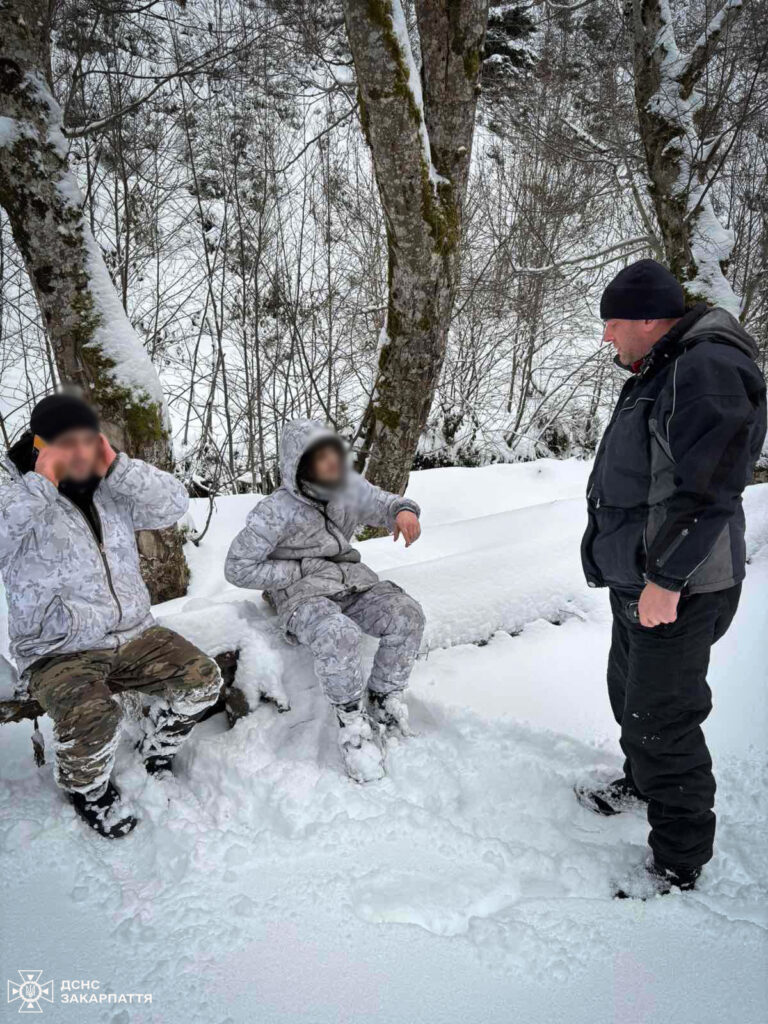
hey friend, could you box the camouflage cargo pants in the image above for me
[288,581,426,705]
[27,625,221,797]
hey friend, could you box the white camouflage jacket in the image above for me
[0,453,189,674]
[224,420,420,629]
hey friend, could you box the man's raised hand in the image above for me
[393,510,421,547]
[95,433,117,477]
[34,445,67,486]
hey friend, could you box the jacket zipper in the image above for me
[321,505,343,554]
[586,377,638,510]
[63,498,124,623]
[654,527,690,568]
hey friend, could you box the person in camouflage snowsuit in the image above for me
[225,420,425,782]
[0,394,221,837]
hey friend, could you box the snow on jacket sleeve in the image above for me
[224,498,302,590]
[103,453,189,530]
[0,466,59,566]
[350,473,421,531]
[644,350,765,591]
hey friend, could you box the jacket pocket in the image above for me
[588,506,647,589]
[653,528,690,568]
[14,596,78,659]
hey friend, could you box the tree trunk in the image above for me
[342,0,488,493]
[0,0,188,602]
[630,0,744,313]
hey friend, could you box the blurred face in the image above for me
[309,443,345,486]
[602,318,676,366]
[51,429,100,482]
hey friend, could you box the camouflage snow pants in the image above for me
[27,625,221,797]
[288,581,425,706]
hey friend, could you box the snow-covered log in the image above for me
[343,0,488,493]
[630,0,744,313]
[0,0,187,600]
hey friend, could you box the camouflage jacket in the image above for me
[224,419,420,630]
[0,453,189,674]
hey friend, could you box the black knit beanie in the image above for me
[600,259,685,321]
[30,394,99,442]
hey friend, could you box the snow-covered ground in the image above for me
[1,459,767,1023]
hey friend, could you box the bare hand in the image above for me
[95,433,117,476]
[393,510,421,547]
[33,445,68,486]
[638,581,680,628]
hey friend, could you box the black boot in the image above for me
[144,754,175,779]
[574,776,648,816]
[70,781,138,839]
[615,859,701,899]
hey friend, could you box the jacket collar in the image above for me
[630,303,710,381]
[59,475,102,504]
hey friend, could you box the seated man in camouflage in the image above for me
[0,394,221,838]
[225,419,425,783]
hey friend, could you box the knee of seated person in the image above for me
[174,654,222,704]
[310,611,361,652]
[57,695,122,743]
[189,651,221,686]
[394,594,426,636]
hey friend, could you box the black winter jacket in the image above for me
[581,305,766,594]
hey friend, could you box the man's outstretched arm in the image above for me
[352,474,422,546]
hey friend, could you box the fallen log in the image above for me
[0,695,44,725]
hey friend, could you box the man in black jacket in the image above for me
[578,259,766,896]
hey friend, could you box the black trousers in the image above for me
[607,585,741,869]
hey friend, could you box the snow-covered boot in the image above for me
[369,690,411,736]
[138,704,196,771]
[70,781,138,839]
[574,776,648,816]
[336,700,386,783]
[615,858,701,899]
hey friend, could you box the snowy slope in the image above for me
[1,459,767,1024]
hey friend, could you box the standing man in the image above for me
[0,394,222,838]
[578,260,766,896]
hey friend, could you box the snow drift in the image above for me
[1,459,766,1024]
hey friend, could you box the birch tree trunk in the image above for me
[0,0,188,602]
[630,0,744,314]
[343,0,488,493]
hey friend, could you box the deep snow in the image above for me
[1,459,766,1024]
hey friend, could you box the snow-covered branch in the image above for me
[677,0,744,98]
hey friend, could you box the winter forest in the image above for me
[2,2,768,1021]
[2,0,766,516]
